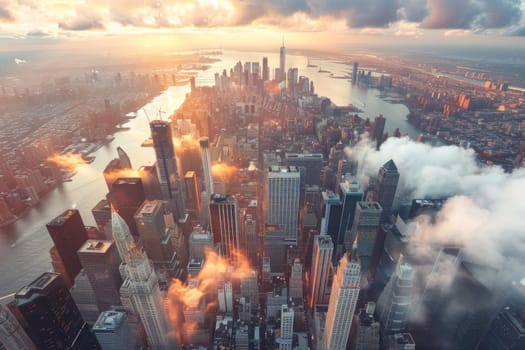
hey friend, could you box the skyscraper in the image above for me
[354,303,380,350]
[244,213,258,266]
[150,120,186,222]
[377,256,414,336]
[218,280,234,313]
[109,177,146,240]
[134,200,175,263]
[320,191,342,236]
[289,259,303,299]
[322,254,361,350]
[200,137,214,196]
[336,179,363,256]
[285,153,323,187]
[0,294,36,350]
[309,235,333,308]
[93,311,136,350]
[348,201,383,275]
[265,166,301,242]
[116,146,132,169]
[373,115,386,149]
[184,171,201,217]
[46,209,89,287]
[279,41,286,84]
[210,194,240,259]
[352,62,358,85]
[240,270,259,309]
[278,305,294,350]
[188,225,213,261]
[112,212,170,350]
[14,272,101,349]
[262,56,269,82]
[77,239,123,311]
[372,160,399,224]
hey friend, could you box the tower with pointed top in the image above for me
[279,39,286,84]
[373,160,399,224]
[112,211,170,350]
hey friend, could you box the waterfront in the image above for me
[0,50,416,295]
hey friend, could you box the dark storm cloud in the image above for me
[476,0,522,28]
[420,0,522,29]
[507,25,525,35]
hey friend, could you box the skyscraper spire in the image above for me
[111,207,135,262]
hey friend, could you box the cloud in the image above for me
[26,29,50,37]
[1,0,525,37]
[420,0,522,29]
[507,25,525,35]
[14,58,26,64]
[58,5,105,31]
[361,137,525,336]
[0,1,15,22]
[346,136,512,199]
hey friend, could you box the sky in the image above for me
[0,0,524,53]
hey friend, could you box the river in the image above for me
[0,50,417,295]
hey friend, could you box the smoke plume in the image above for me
[167,249,252,344]
[47,152,88,173]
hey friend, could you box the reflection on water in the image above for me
[0,51,417,295]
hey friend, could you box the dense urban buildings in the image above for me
[1,39,524,350]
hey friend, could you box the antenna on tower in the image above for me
[158,108,166,121]
[142,108,151,123]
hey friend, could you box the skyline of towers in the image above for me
[265,166,301,242]
[150,120,186,222]
[323,254,361,350]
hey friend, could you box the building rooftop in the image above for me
[268,165,299,173]
[114,177,141,186]
[78,239,113,254]
[358,201,382,210]
[16,272,60,297]
[47,209,78,227]
[135,200,162,218]
[93,311,126,331]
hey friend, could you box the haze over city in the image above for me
[0,1,524,350]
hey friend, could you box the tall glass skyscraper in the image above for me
[150,120,186,222]
[14,272,101,349]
